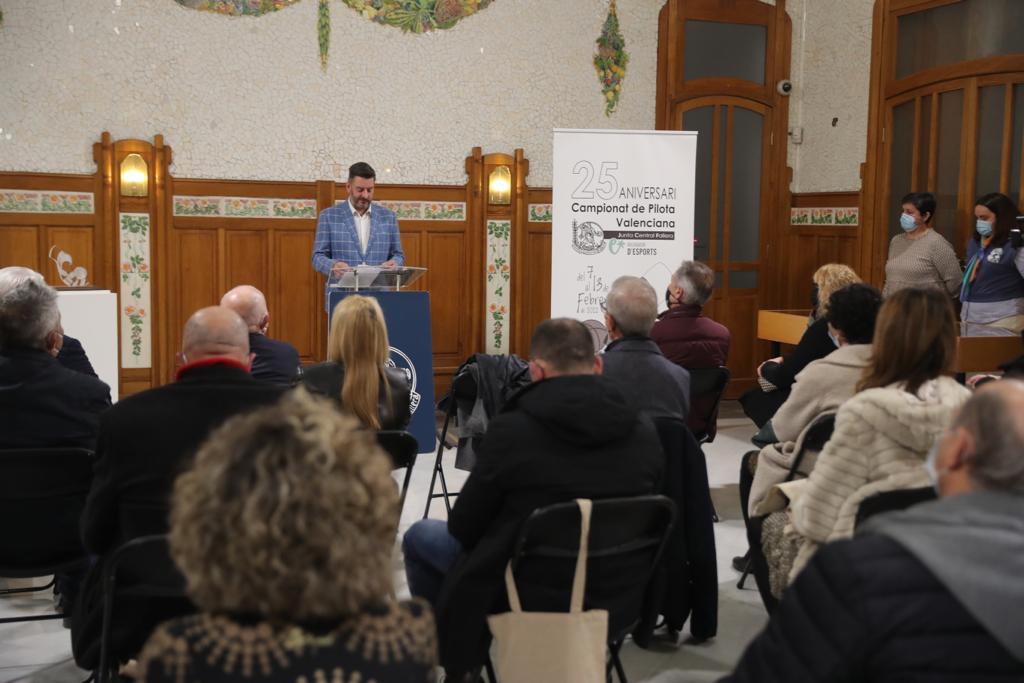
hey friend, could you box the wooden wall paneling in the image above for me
[43,226,94,284]
[274,229,319,362]
[424,230,469,396]
[224,229,270,295]
[175,229,220,351]
[0,225,39,269]
[512,186,552,357]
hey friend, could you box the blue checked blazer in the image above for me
[312,201,405,305]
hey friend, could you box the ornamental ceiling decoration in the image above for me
[174,0,497,69]
[594,0,628,116]
[173,0,301,16]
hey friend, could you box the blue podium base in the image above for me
[328,290,436,453]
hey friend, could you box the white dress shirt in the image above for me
[349,199,372,257]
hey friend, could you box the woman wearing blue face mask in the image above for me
[882,192,962,297]
[961,192,1024,333]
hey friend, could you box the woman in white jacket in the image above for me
[785,287,970,580]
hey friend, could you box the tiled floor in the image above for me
[0,402,766,682]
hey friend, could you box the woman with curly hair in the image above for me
[300,294,411,430]
[741,263,862,428]
[137,390,437,683]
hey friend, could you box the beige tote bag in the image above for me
[486,498,609,683]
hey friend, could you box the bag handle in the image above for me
[503,498,593,614]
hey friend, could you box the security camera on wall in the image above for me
[776,79,793,96]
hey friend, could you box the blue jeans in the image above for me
[402,519,463,606]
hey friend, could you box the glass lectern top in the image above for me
[327,266,427,291]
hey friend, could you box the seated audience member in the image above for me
[0,270,110,449]
[300,294,411,430]
[766,288,969,590]
[741,263,860,428]
[402,318,664,679]
[745,284,883,517]
[651,260,730,368]
[721,380,1024,682]
[601,275,690,420]
[137,390,437,682]
[71,306,287,670]
[220,284,300,385]
[0,266,99,377]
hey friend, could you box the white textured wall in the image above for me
[784,0,875,193]
[0,0,661,186]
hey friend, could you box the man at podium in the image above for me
[312,161,405,308]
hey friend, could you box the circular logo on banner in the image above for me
[386,346,421,414]
[572,221,606,255]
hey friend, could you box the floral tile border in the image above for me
[528,203,553,222]
[173,196,317,219]
[335,199,467,221]
[790,207,858,226]
[485,220,512,354]
[0,189,94,213]
[119,213,152,369]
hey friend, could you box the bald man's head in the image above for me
[182,306,251,365]
[220,285,269,333]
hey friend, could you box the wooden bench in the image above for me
[756,309,1021,373]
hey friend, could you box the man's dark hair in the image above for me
[900,192,936,223]
[530,318,595,373]
[824,283,882,344]
[348,162,376,181]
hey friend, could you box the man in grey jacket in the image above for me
[600,275,690,421]
[718,379,1024,682]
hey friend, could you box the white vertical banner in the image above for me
[551,129,696,342]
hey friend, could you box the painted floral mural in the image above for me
[119,213,152,367]
[173,0,301,16]
[486,219,511,353]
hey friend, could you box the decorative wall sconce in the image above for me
[488,165,511,205]
[120,153,148,197]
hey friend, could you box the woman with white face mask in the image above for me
[882,192,962,297]
[960,192,1024,334]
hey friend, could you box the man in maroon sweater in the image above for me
[651,260,731,439]
[651,260,731,370]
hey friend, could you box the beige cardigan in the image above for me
[747,344,872,518]
[787,376,970,579]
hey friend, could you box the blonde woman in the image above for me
[301,294,411,430]
[742,263,861,427]
[137,390,437,683]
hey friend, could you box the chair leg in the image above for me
[711,499,720,523]
[737,556,753,590]
[609,639,628,683]
[0,613,64,624]
[425,405,455,519]
[398,454,417,514]
[483,656,497,683]
[437,460,453,514]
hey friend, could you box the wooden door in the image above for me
[657,0,792,396]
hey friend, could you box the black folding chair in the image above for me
[503,496,677,683]
[0,448,93,624]
[855,487,937,529]
[686,366,731,444]
[97,534,190,683]
[376,430,418,513]
[738,412,836,593]
[425,368,477,518]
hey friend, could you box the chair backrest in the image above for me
[786,412,836,481]
[0,448,93,573]
[99,534,192,679]
[686,367,730,443]
[855,487,937,529]
[507,496,676,641]
[376,430,418,470]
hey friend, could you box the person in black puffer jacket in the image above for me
[721,380,1024,682]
